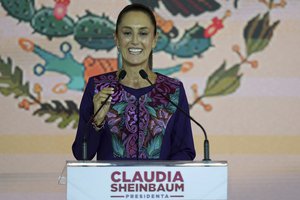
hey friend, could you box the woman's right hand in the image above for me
[93,87,114,125]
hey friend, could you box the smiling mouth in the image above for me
[128,48,143,55]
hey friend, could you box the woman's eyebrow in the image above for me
[121,26,149,30]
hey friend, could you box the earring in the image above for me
[117,48,122,69]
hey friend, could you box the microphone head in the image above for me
[139,69,148,79]
[118,70,127,80]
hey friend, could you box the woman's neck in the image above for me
[119,64,157,89]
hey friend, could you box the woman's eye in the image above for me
[140,32,149,36]
[123,31,131,36]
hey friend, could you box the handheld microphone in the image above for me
[82,70,127,160]
[139,69,211,161]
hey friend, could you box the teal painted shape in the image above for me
[32,42,85,91]
[153,64,182,76]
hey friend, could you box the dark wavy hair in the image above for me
[115,3,157,68]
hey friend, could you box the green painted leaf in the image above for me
[244,12,280,56]
[0,56,80,129]
[0,57,31,98]
[244,14,260,41]
[206,61,226,90]
[221,75,242,96]
[204,64,241,97]
[33,100,79,129]
[251,38,270,54]
[260,13,270,38]
[222,64,240,77]
[253,20,280,53]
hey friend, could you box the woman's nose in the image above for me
[131,33,139,44]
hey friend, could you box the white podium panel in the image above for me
[62,161,227,200]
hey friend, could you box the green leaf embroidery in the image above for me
[112,102,128,114]
[112,134,125,157]
[166,88,179,113]
[147,134,163,159]
[145,104,157,117]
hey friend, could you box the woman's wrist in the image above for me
[92,120,105,131]
[92,117,105,131]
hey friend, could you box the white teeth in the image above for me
[128,48,142,54]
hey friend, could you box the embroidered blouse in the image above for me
[72,71,195,160]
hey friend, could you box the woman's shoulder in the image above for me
[89,71,118,84]
[156,72,182,87]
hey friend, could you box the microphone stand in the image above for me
[139,70,211,161]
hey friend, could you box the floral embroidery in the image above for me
[94,72,180,159]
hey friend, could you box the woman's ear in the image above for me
[152,31,159,49]
[114,33,119,49]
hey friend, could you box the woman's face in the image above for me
[115,11,158,68]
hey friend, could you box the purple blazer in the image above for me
[72,72,195,160]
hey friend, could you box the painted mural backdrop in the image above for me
[1,0,299,200]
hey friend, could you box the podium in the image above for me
[59,161,227,200]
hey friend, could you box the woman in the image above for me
[72,3,196,160]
